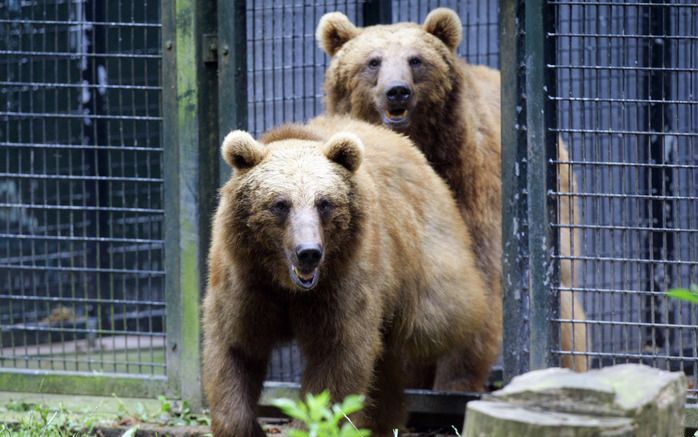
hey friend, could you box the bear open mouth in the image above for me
[382,108,410,128]
[290,265,320,290]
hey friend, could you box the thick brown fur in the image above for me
[202,116,498,436]
[317,8,587,377]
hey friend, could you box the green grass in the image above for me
[0,394,211,437]
[0,402,99,436]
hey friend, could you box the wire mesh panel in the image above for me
[393,0,499,68]
[550,0,697,401]
[246,0,367,140]
[0,0,165,379]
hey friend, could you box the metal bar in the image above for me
[548,1,695,7]
[0,203,162,214]
[501,0,559,382]
[1,111,162,121]
[643,0,675,353]
[0,81,162,90]
[0,173,163,183]
[363,0,393,25]
[162,0,209,405]
[259,382,481,417]
[0,371,167,398]
[0,294,165,306]
[1,142,163,151]
[528,0,560,372]
[217,0,247,184]
[0,234,164,244]
[0,19,160,27]
[0,50,160,59]
[500,0,529,382]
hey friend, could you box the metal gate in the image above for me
[1,0,170,397]
[502,0,697,407]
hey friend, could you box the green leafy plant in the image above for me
[0,401,97,437]
[154,395,210,427]
[666,285,698,304]
[113,394,210,428]
[271,391,370,437]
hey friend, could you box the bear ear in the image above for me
[316,12,359,56]
[322,132,364,173]
[221,130,266,170]
[423,8,462,51]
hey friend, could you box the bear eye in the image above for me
[270,199,291,218]
[408,57,423,67]
[367,58,381,69]
[317,198,333,217]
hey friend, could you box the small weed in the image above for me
[4,400,35,412]
[113,393,210,428]
[666,285,698,304]
[272,390,371,437]
[154,395,210,427]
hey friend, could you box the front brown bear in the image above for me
[202,116,498,436]
[317,8,588,376]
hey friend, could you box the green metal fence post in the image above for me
[501,0,559,383]
[218,0,248,184]
[163,0,219,408]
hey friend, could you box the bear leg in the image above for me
[292,303,384,432]
[360,347,409,435]
[432,348,492,392]
[205,343,270,437]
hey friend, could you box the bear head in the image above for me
[219,129,365,291]
[317,8,462,132]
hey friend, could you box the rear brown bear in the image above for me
[317,8,587,377]
[202,116,498,436]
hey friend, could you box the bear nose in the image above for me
[295,243,323,269]
[385,83,412,103]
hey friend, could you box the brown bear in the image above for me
[316,8,587,376]
[202,115,499,436]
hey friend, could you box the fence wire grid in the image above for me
[0,0,165,377]
[550,0,698,401]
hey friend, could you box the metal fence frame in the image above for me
[0,2,174,397]
[501,0,560,379]
[501,0,697,418]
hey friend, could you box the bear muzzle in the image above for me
[289,243,323,290]
[381,82,413,129]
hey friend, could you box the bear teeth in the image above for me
[294,266,315,281]
[387,109,407,119]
